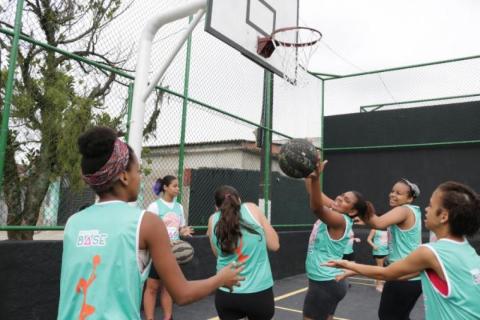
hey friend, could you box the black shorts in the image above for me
[373,254,388,259]
[214,287,274,320]
[303,279,347,320]
[342,252,355,261]
[378,280,422,320]
[148,264,160,279]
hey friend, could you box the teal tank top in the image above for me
[306,215,353,281]
[58,201,150,320]
[420,239,480,320]
[211,204,273,293]
[388,205,422,280]
[154,199,184,241]
[373,230,389,256]
[343,230,354,255]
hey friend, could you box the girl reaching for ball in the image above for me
[143,175,194,320]
[326,181,480,320]
[303,158,375,320]
[57,127,243,320]
[207,185,280,320]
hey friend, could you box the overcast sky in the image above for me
[302,0,480,74]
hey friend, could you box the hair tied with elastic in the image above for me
[401,178,420,198]
[153,179,163,196]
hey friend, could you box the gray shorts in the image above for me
[303,279,347,320]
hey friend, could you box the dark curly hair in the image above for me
[78,126,134,194]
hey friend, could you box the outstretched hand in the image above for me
[323,260,357,282]
[308,153,328,180]
[323,259,351,269]
[218,262,245,292]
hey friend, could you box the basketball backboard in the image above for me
[205,0,299,80]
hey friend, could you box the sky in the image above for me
[302,0,480,74]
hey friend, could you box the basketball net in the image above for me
[271,27,322,87]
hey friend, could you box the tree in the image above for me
[0,0,135,239]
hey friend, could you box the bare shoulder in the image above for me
[244,202,263,217]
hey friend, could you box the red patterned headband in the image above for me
[82,139,130,192]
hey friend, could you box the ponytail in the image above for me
[214,185,260,254]
[351,191,376,221]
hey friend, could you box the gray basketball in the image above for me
[278,139,317,178]
[172,240,194,265]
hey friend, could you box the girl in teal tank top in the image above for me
[304,159,375,320]
[143,175,194,320]
[343,178,423,320]
[58,127,243,320]
[207,185,279,320]
[326,181,480,320]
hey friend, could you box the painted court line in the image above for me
[349,280,377,287]
[274,287,308,301]
[275,305,350,320]
[275,305,302,314]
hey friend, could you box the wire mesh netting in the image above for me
[0,0,323,234]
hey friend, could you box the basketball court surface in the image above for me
[147,274,425,320]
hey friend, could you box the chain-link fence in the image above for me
[0,0,322,237]
[1,0,479,237]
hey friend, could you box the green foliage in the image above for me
[1,0,134,238]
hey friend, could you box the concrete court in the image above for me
[148,274,425,320]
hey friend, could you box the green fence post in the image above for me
[0,0,25,189]
[177,16,193,203]
[260,71,274,218]
[125,83,134,142]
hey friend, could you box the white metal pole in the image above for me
[128,0,207,159]
[142,10,205,102]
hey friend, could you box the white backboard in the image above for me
[206,0,299,79]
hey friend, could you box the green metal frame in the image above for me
[177,16,194,203]
[360,92,480,113]
[0,0,25,189]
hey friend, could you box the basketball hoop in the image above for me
[257,27,322,86]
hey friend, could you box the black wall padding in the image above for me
[324,101,480,148]
[188,168,260,226]
[323,146,480,220]
[270,172,316,225]
[0,241,62,320]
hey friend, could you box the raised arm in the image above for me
[246,203,280,252]
[306,160,346,230]
[305,179,336,208]
[140,212,243,305]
